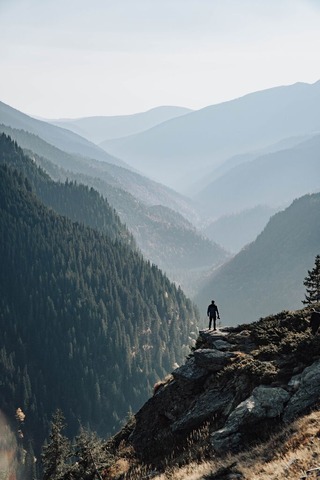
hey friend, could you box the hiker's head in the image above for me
[211,300,215,304]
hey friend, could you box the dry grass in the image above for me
[116,410,320,480]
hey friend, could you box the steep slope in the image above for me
[102,80,320,192]
[195,133,320,217]
[203,205,278,253]
[51,106,192,144]
[0,100,128,168]
[0,130,226,296]
[0,124,201,224]
[0,161,199,456]
[0,133,134,246]
[195,193,320,324]
[34,158,228,294]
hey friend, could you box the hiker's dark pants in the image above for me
[209,315,216,330]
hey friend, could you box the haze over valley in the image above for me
[1,1,320,478]
[2,76,320,323]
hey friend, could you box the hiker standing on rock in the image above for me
[207,300,220,331]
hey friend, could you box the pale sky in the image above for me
[0,0,320,118]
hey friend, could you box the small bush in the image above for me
[221,356,278,385]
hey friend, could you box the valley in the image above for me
[1,79,320,479]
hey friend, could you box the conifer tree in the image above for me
[302,254,320,305]
[41,410,71,480]
[73,426,113,480]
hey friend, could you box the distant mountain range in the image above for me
[195,133,320,217]
[49,106,192,144]
[101,80,320,192]
[0,100,128,168]
[203,205,279,253]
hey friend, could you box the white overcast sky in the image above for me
[0,0,320,118]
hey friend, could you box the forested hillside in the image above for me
[0,138,199,458]
[0,133,134,246]
[0,127,227,293]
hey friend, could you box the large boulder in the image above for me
[194,349,235,372]
[171,387,234,433]
[211,386,290,452]
[283,359,320,422]
[172,357,209,384]
[213,339,234,351]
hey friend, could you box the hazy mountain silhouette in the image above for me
[0,100,128,168]
[101,81,320,192]
[50,106,192,144]
[203,205,278,253]
[195,133,320,217]
[196,192,320,325]
[191,133,314,197]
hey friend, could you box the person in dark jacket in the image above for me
[207,300,220,330]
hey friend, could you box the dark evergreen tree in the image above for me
[303,254,320,305]
[41,410,71,480]
[73,427,112,480]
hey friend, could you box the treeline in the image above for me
[0,134,199,463]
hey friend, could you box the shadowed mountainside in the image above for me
[0,136,200,457]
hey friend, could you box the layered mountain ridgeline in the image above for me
[0,127,226,293]
[195,133,320,218]
[103,307,320,480]
[102,80,320,192]
[0,159,199,458]
[196,192,320,325]
[0,100,128,168]
[0,117,199,222]
[0,133,134,246]
[203,205,278,253]
[51,106,192,144]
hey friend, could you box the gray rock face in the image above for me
[171,388,234,433]
[213,339,234,351]
[211,386,290,452]
[194,349,234,372]
[283,359,320,422]
[172,357,208,384]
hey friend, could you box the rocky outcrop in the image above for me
[194,349,235,372]
[211,386,290,453]
[120,311,320,463]
[283,359,320,422]
[172,357,209,384]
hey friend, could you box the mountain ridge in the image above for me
[101,80,320,192]
[0,100,129,168]
[50,105,192,144]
